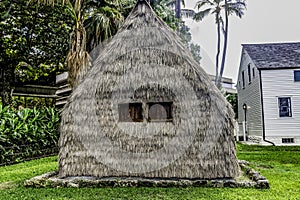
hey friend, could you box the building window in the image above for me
[247,64,251,84]
[294,70,300,81]
[252,68,255,78]
[278,97,292,117]
[242,71,245,89]
[148,102,173,122]
[118,103,143,122]
[282,138,294,144]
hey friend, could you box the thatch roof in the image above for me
[59,0,240,180]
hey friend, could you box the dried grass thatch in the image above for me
[59,0,240,180]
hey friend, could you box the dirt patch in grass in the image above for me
[0,181,18,190]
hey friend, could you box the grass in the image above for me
[0,143,300,199]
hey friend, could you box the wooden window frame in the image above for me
[147,102,173,122]
[118,103,143,122]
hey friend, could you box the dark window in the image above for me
[282,138,294,143]
[278,97,292,117]
[242,71,245,89]
[252,68,255,78]
[294,70,300,81]
[118,103,143,122]
[248,64,251,84]
[148,102,173,122]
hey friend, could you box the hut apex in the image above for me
[59,0,240,180]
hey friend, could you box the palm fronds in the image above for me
[194,0,246,88]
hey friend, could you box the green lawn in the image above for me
[1,143,300,200]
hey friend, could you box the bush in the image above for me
[0,105,60,165]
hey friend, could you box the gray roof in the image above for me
[243,42,300,69]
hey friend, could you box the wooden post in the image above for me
[235,121,239,141]
[242,103,247,141]
[243,121,247,141]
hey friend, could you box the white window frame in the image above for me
[278,97,292,118]
[294,70,300,82]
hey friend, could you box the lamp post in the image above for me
[242,103,247,141]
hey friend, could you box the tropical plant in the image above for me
[148,0,180,30]
[226,92,237,118]
[30,0,131,88]
[179,24,201,64]
[149,0,185,19]
[0,105,60,165]
[84,0,134,52]
[150,0,202,64]
[31,0,194,88]
[194,0,246,89]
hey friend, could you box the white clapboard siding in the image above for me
[261,69,300,137]
[237,50,263,138]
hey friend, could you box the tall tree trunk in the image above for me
[175,0,181,19]
[217,0,229,89]
[1,66,14,106]
[0,67,6,106]
[215,14,221,86]
[67,0,90,88]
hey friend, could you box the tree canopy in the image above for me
[0,1,73,84]
[0,0,73,105]
[0,0,201,105]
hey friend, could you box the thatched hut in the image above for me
[59,0,240,179]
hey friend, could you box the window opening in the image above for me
[148,102,173,122]
[282,138,294,143]
[248,64,251,84]
[242,71,245,89]
[294,70,300,81]
[118,103,143,122]
[278,97,292,117]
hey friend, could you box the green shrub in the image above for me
[0,105,60,165]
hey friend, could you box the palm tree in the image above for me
[30,0,128,87]
[194,0,222,86]
[218,0,246,89]
[194,0,246,89]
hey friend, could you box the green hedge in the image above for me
[0,105,60,165]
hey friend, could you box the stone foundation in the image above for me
[24,160,269,189]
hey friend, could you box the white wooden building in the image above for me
[237,42,300,145]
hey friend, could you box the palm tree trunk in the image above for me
[175,0,181,19]
[215,14,221,86]
[217,0,229,89]
[67,0,90,88]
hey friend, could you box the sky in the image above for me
[183,0,300,83]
